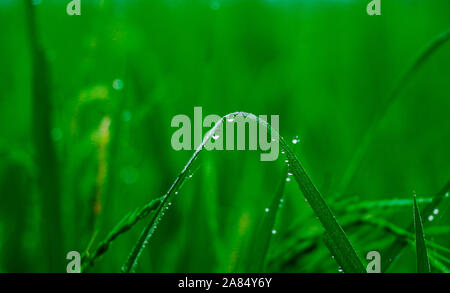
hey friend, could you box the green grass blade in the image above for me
[82,196,163,272]
[428,252,450,273]
[413,196,431,273]
[24,0,64,272]
[336,28,450,198]
[382,181,450,271]
[280,139,365,273]
[122,112,365,273]
[245,167,287,272]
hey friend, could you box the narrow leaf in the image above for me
[382,181,450,271]
[123,112,365,273]
[413,196,431,273]
[245,167,287,272]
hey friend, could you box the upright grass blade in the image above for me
[336,28,450,198]
[382,181,450,271]
[24,0,64,272]
[245,167,287,272]
[122,112,365,273]
[413,196,431,273]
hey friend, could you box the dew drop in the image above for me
[445,192,449,198]
[112,79,124,91]
[433,209,439,215]
[271,230,277,235]
[428,215,434,221]
[286,177,291,182]
[212,134,220,140]
[265,208,270,213]
[292,136,300,145]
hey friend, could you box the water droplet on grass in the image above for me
[433,209,439,215]
[271,230,277,235]
[265,208,270,213]
[112,79,124,91]
[292,136,300,144]
[428,215,434,221]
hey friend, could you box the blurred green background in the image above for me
[0,0,449,273]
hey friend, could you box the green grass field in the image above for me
[0,0,449,273]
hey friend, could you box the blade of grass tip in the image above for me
[382,181,450,271]
[81,196,163,272]
[336,28,450,199]
[121,113,235,273]
[246,166,287,272]
[24,0,64,272]
[123,112,364,273]
[413,195,431,273]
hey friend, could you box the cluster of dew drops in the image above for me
[428,191,448,221]
[263,136,301,237]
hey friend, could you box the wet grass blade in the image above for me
[245,167,287,272]
[382,181,450,271]
[413,196,431,273]
[280,140,365,273]
[122,112,365,273]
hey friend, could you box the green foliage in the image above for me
[413,196,431,273]
[0,0,449,273]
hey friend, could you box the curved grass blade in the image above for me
[122,112,365,273]
[413,196,431,273]
[337,29,450,198]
